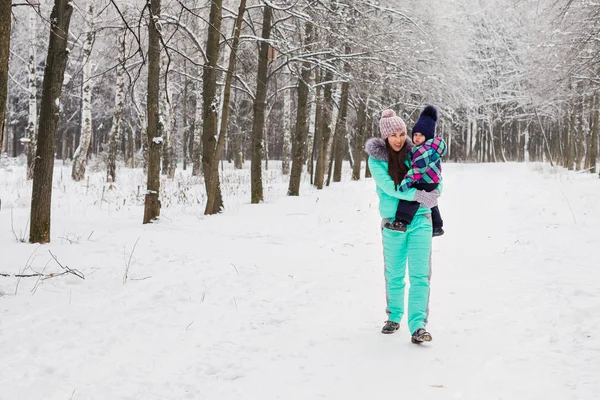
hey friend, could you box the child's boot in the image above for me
[385,220,407,232]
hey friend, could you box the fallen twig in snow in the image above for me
[123,237,140,284]
[49,251,85,279]
[130,276,151,281]
[1,272,45,278]
[59,234,81,244]
[560,188,577,225]
[14,244,41,295]
[10,209,29,243]
[2,251,84,295]
[231,263,239,275]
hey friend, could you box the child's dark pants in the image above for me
[395,183,443,230]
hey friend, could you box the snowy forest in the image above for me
[2,2,600,398]
[1,0,599,241]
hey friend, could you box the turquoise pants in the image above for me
[381,214,433,333]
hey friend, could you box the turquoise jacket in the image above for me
[365,138,442,219]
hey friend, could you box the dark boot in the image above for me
[384,221,407,232]
[432,227,444,237]
[411,328,432,343]
[381,321,400,334]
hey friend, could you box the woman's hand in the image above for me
[414,190,439,208]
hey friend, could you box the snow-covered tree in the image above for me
[72,0,95,181]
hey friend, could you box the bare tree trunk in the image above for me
[61,124,68,161]
[201,0,223,213]
[183,126,188,170]
[447,120,452,159]
[568,108,576,170]
[310,70,322,186]
[325,85,339,187]
[365,113,373,178]
[160,54,175,178]
[234,131,243,168]
[72,0,95,181]
[29,0,73,243]
[205,0,246,214]
[309,90,318,185]
[107,28,125,182]
[288,22,313,196]
[127,122,134,168]
[161,96,175,178]
[192,80,203,176]
[333,79,349,182]
[264,117,269,171]
[143,0,162,224]
[0,0,10,154]
[250,3,272,204]
[590,94,598,174]
[315,70,334,189]
[351,98,367,181]
[333,46,351,183]
[26,7,38,180]
[281,72,292,175]
[575,100,584,170]
[307,87,316,177]
[182,60,189,171]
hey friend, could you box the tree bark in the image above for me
[234,131,243,169]
[160,53,175,178]
[143,0,162,224]
[250,3,272,204]
[568,108,576,170]
[287,23,313,196]
[72,0,95,181]
[351,98,367,181]
[333,45,351,183]
[29,0,73,243]
[281,72,292,175]
[333,80,349,182]
[192,80,202,176]
[315,70,334,189]
[0,0,10,154]
[205,0,246,214]
[364,113,373,178]
[201,0,224,213]
[309,87,319,185]
[182,60,189,171]
[108,28,126,182]
[590,94,598,174]
[26,7,37,180]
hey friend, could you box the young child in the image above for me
[385,105,446,236]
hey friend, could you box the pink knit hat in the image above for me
[379,109,406,140]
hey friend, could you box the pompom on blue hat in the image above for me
[412,105,438,141]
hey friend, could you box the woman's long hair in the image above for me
[386,139,410,189]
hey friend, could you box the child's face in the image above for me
[413,132,425,146]
[387,131,407,152]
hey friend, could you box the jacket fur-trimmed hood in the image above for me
[365,137,413,162]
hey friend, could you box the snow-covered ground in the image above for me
[1,160,599,400]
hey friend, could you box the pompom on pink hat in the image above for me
[379,109,407,140]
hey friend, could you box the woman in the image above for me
[365,109,440,343]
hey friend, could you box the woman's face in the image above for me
[387,131,407,152]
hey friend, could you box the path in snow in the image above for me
[1,163,599,400]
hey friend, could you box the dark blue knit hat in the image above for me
[412,105,438,141]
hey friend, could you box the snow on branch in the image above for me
[159,14,208,63]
